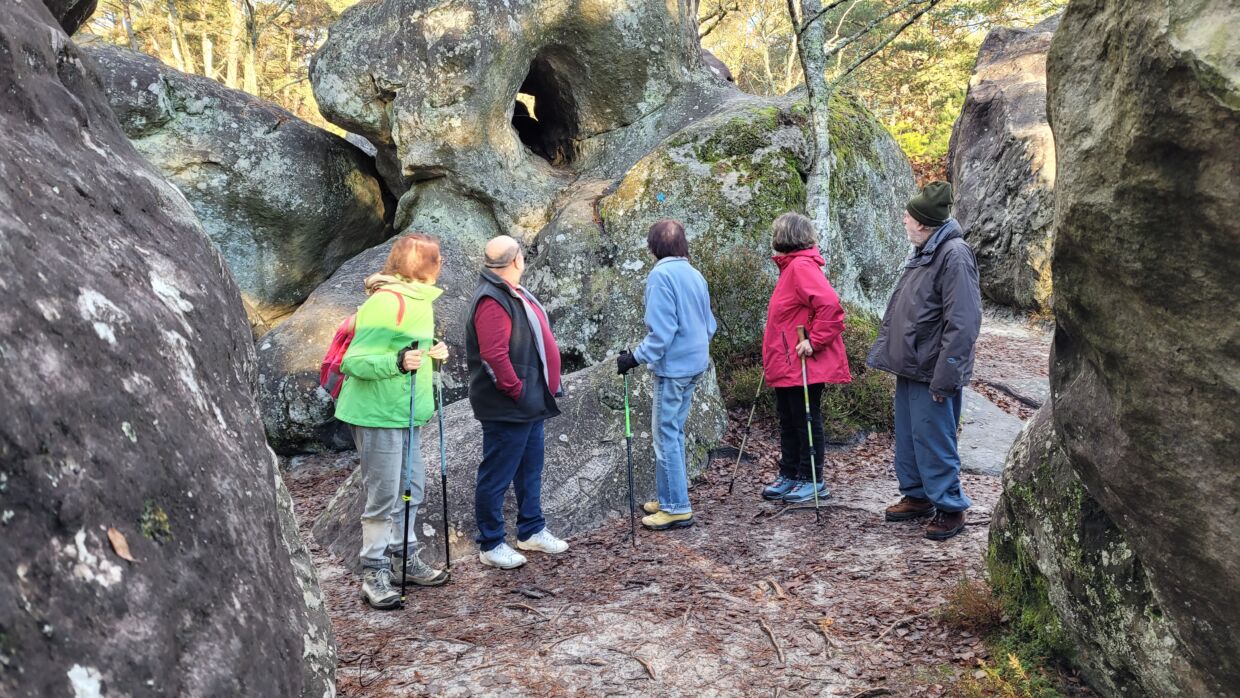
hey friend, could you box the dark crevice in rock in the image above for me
[512,47,580,167]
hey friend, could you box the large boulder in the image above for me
[86,44,393,330]
[312,360,727,570]
[43,0,96,33]
[310,0,729,236]
[526,95,914,363]
[947,14,1058,313]
[257,196,491,454]
[0,4,333,696]
[991,1,1240,694]
[990,408,1196,696]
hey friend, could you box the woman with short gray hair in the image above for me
[760,212,852,503]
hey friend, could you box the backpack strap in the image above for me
[374,288,407,325]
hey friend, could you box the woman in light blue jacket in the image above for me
[616,219,717,531]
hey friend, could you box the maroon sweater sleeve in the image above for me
[473,298,522,401]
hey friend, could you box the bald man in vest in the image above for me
[465,236,569,570]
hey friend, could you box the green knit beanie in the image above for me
[906,181,953,227]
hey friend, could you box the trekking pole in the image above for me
[433,353,451,571]
[796,326,822,523]
[624,374,637,548]
[400,340,423,606]
[727,375,764,495]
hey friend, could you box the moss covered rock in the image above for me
[528,95,913,367]
[86,44,394,331]
[989,407,1201,696]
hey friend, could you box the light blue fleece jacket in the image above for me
[633,257,717,378]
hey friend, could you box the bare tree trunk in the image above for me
[761,42,776,93]
[282,34,293,103]
[166,0,196,74]
[242,0,259,94]
[789,0,834,246]
[782,32,799,93]
[200,0,214,79]
[225,0,242,88]
[120,0,139,50]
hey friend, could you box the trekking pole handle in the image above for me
[623,375,632,438]
[796,325,808,344]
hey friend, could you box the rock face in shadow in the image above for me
[42,0,96,33]
[990,1,1240,695]
[311,361,727,571]
[947,14,1058,313]
[0,5,333,696]
[86,44,393,330]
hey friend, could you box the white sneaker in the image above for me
[516,528,569,554]
[479,542,527,570]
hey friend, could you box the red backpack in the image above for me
[319,289,406,400]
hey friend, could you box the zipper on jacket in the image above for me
[781,332,793,368]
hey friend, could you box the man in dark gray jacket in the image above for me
[867,181,982,541]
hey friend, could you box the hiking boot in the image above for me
[642,501,660,515]
[360,567,401,610]
[479,542,527,570]
[390,546,449,586]
[641,510,694,531]
[516,528,569,554]
[925,510,966,541]
[782,480,830,503]
[885,496,936,522]
[762,475,798,500]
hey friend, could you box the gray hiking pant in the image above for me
[352,425,425,570]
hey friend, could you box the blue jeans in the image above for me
[474,420,546,552]
[652,373,702,515]
[893,377,972,512]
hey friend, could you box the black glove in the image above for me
[616,350,639,375]
[396,344,416,374]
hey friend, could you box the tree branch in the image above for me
[827,0,932,58]
[796,0,854,37]
[698,1,739,39]
[828,0,940,86]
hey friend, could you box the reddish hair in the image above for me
[382,232,442,283]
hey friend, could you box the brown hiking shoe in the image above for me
[925,510,966,541]
[884,496,935,522]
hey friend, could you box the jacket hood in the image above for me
[364,273,443,302]
[773,248,826,270]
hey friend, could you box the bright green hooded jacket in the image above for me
[334,275,442,428]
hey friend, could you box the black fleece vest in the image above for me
[464,271,560,423]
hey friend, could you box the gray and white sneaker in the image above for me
[479,542,527,570]
[390,545,450,586]
[360,567,401,610]
[516,528,569,554]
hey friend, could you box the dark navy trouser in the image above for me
[475,420,546,552]
[893,377,972,512]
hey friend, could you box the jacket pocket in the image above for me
[781,332,793,369]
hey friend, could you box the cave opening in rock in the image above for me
[511,50,580,167]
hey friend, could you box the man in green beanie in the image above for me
[866,181,982,541]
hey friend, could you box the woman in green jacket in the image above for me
[335,233,451,610]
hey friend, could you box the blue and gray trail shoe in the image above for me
[762,475,799,500]
[782,480,831,504]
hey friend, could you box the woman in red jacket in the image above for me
[761,213,852,503]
